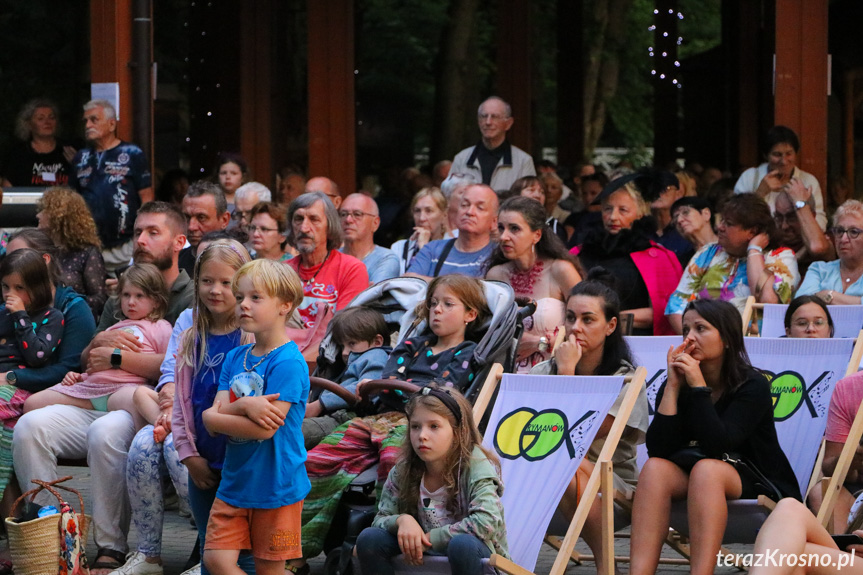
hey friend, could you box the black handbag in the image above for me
[721,452,785,502]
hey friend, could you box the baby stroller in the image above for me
[308,276,535,575]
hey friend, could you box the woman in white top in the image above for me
[391,187,450,274]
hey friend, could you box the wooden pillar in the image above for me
[653,0,679,168]
[774,0,828,188]
[495,0,532,154]
[308,1,356,195]
[557,0,585,167]
[90,0,133,141]
[726,1,763,172]
[240,1,273,188]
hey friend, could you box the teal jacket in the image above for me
[372,445,510,558]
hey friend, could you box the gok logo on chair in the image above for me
[493,407,599,461]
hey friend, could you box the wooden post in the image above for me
[774,0,828,189]
[307,0,356,195]
[90,0,134,142]
[495,0,532,155]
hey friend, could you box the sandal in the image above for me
[91,548,126,573]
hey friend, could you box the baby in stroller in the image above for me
[289,274,492,574]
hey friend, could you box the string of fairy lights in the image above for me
[648,8,684,88]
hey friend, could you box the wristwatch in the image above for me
[794,200,807,210]
[5,372,16,384]
[111,348,122,369]
[824,290,834,304]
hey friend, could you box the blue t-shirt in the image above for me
[192,330,242,469]
[362,246,400,285]
[216,341,311,508]
[407,239,494,278]
[72,142,151,248]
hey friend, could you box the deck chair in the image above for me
[753,303,863,338]
[666,336,863,551]
[361,368,647,575]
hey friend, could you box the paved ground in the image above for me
[6,468,747,575]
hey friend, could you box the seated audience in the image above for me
[248,201,288,262]
[670,196,717,251]
[486,196,582,371]
[390,187,450,274]
[665,193,799,334]
[36,187,108,319]
[289,274,490,573]
[797,200,863,305]
[648,170,694,265]
[630,299,801,575]
[406,184,498,279]
[339,193,400,284]
[509,176,567,243]
[531,270,649,574]
[773,189,833,279]
[571,177,682,335]
[784,294,834,338]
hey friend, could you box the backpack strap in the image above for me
[432,239,457,277]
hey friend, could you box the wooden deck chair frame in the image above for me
[487,367,648,575]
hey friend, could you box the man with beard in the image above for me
[773,189,834,278]
[179,181,231,276]
[284,191,368,329]
[12,201,194,575]
[406,184,498,279]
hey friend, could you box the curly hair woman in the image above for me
[36,187,107,319]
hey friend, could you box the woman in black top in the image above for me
[629,299,799,575]
[1,99,77,187]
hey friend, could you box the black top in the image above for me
[470,141,510,186]
[653,224,695,267]
[647,367,801,500]
[1,139,76,187]
[178,246,196,278]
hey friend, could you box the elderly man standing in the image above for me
[406,183,498,279]
[177,181,231,276]
[71,99,153,272]
[13,202,194,575]
[285,192,368,329]
[305,176,343,209]
[450,96,535,192]
[338,193,400,285]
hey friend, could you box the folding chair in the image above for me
[749,301,863,338]
[358,368,647,575]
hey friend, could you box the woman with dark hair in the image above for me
[530,268,649,575]
[212,151,249,208]
[665,193,799,334]
[571,177,683,336]
[670,196,717,251]
[784,295,834,338]
[486,196,582,372]
[0,98,77,188]
[630,299,800,575]
[509,176,567,242]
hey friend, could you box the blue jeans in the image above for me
[356,527,491,575]
[187,477,255,575]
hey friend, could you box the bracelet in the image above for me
[691,386,712,394]
[747,245,763,254]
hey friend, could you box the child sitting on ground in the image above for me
[303,305,392,449]
[24,263,172,428]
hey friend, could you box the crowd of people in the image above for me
[0,93,862,575]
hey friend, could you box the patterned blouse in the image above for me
[665,242,799,316]
[57,245,108,320]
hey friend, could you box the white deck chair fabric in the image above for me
[761,303,863,338]
[481,374,622,572]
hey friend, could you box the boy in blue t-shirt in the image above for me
[202,259,310,575]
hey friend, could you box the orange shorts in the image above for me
[204,497,304,561]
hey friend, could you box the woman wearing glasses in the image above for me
[797,200,863,304]
[665,193,800,334]
[248,201,290,261]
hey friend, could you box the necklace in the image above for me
[243,341,289,372]
[509,259,544,295]
[302,250,331,287]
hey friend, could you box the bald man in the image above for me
[338,193,400,284]
[406,184,498,279]
[305,176,342,209]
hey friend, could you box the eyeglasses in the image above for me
[477,113,509,122]
[231,211,249,222]
[248,225,280,234]
[792,318,828,329]
[338,210,375,220]
[829,227,863,240]
[427,298,463,312]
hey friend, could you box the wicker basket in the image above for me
[4,476,91,575]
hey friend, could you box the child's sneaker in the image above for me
[108,552,163,575]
